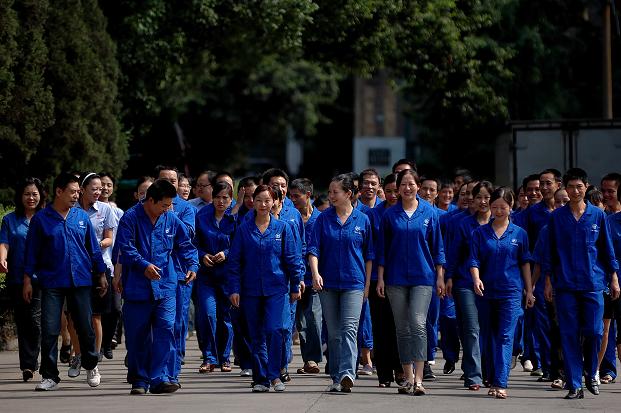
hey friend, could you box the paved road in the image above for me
[1,336,620,412]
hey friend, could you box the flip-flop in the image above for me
[496,389,507,399]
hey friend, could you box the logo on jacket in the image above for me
[354,226,362,234]
[592,224,599,232]
[78,220,86,228]
[423,218,430,227]
[275,233,281,240]
[511,238,518,246]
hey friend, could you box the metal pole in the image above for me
[604,1,613,119]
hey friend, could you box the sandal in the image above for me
[221,362,232,372]
[495,389,507,399]
[488,387,497,397]
[199,362,214,373]
[601,374,616,384]
[468,384,480,391]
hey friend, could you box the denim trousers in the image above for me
[386,285,432,363]
[320,289,364,383]
[40,287,97,382]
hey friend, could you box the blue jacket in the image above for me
[607,212,621,267]
[116,203,199,301]
[302,207,321,283]
[24,205,106,288]
[446,214,483,289]
[368,202,391,281]
[194,203,237,287]
[1,212,34,284]
[469,222,531,299]
[278,202,306,276]
[548,203,618,292]
[532,225,552,287]
[171,195,197,280]
[377,200,445,287]
[308,207,374,290]
[513,201,552,251]
[227,216,301,297]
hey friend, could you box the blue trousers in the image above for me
[40,287,97,382]
[196,282,233,365]
[531,286,553,375]
[124,297,176,389]
[476,296,522,389]
[295,288,323,363]
[357,299,374,351]
[281,298,297,370]
[426,293,440,361]
[231,305,253,370]
[453,287,483,386]
[601,320,618,378]
[169,280,193,382]
[523,304,540,368]
[439,296,460,362]
[243,294,286,386]
[320,289,364,384]
[555,290,604,391]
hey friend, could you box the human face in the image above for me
[22,184,41,212]
[456,185,469,209]
[194,174,213,202]
[289,188,308,212]
[420,180,438,203]
[269,176,288,198]
[216,175,234,190]
[439,187,453,207]
[253,191,274,217]
[135,180,152,201]
[100,176,114,202]
[56,182,80,210]
[491,197,511,221]
[271,197,282,215]
[328,181,352,208]
[158,170,179,190]
[383,182,399,207]
[213,189,232,213]
[525,180,542,205]
[565,179,587,204]
[553,189,569,208]
[518,187,529,210]
[82,178,102,205]
[539,173,559,201]
[144,197,173,218]
[601,179,619,209]
[453,175,465,192]
[473,187,491,214]
[360,174,380,202]
[464,182,478,209]
[394,164,412,175]
[398,174,418,202]
[177,177,191,200]
[243,184,257,210]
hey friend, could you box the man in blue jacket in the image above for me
[115,179,198,395]
[23,172,108,391]
[545,168,620,399]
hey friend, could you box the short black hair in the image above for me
[396,169,420,187]
[490,186,515,208]
[383,173,397,187]
[262,168,289,185]
[212,181,233,198]
[539,168,562,183]
[239,176,260,188]
[359,168,380,182]
[290,178,314,196]
[53,172,80,193]
[146,179,177,202]
[14,177,46,217]
[587,186,603,206]
[563,167,589,187]
[522,174,540,190]
[98,171,116,185]
[472,181,494,197]
[215,171,234,182]
[420,176,441,187]
[314,193,329,208]
[601,172,621,189]
[135,176,154,192]
[153,165,178,179]
[332,174,357,199]
[392,158,417,174]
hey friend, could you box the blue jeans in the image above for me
[320,289,363,383]
[357,299,374,350]
[555,290,604,391]
[196,282,232,364]
[426,292,440,360]
[295,288,323,363]
[124,297,176,389]
[243,294,286,386]
[41,287,97,382]
[386,285,432,363]
[453,287,483,386]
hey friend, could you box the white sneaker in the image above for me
[35,378,58,391]
[522,360,533,372]
[358,364,373,376]
[68,355,81,377]
[240,369,252,377]
[595,370,601,385]
[86,366,101,387]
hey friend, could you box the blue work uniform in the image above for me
[116,202,198,391]
[470,222,531,389]
[1,212,32,285]
[547,203,619,391]
[194,204,236,367]
[227,215,301,387]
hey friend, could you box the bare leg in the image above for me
[92,315,102,353]
[414,360,424,383]
[597,319,612,373]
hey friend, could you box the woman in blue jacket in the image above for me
[376,169,445,396]
[470,187,534,399]
[195,182,237,373]
[309,174,374,393]
[228,185,302,393]
[0,177,45,382]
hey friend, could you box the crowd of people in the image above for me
[1,160,621,401]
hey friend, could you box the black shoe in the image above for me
[124,354,129,367]
[59,344,71,364]
[564,389,584,399]
[423,362,436,381]
[130,386,147,395]
[280,372,291,383]
[443,360,455,375]
[150,382,179,394]
[586,379,600,395]
[22,369,34,382]
[537,375,552,382]
[180,356,185,366]
[103,347,113,360]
